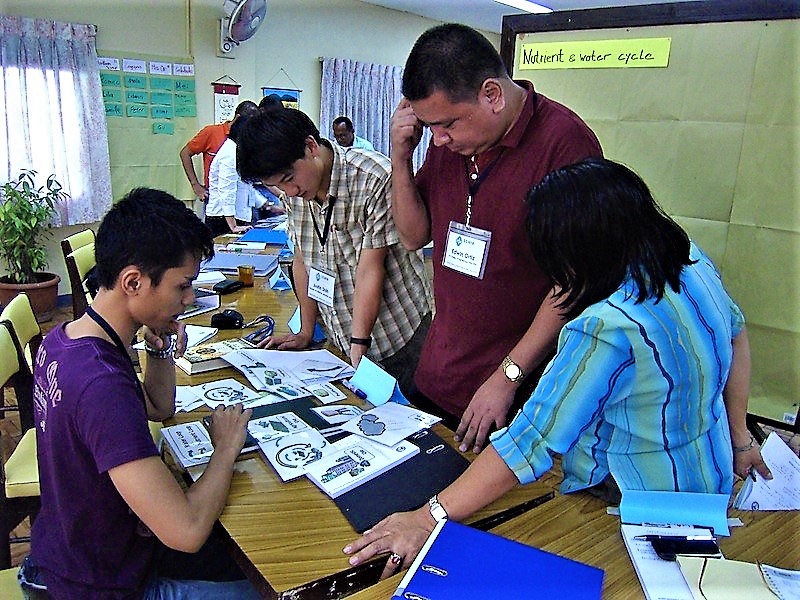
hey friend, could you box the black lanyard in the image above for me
[85,305,145,403]
[464,150,505,227]
[466,149,505,198]
[309,196,337,249]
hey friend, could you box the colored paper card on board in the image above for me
[100,72,121,87]
[153,122,174,135]
[150,92,173,106]
[124,74,147,89]
[174,105,197,118]
[174,79,195,92]
[126,104,148,118]
[151,106,174,119]
[150,76,173,90]
[125,90,148,104]
[103,88,122,102]
[104,103,123,117]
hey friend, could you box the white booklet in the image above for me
[161,421,215,469]
[305,435,419,498]
[339,402,440,447]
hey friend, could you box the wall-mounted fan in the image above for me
[219,0,267,57]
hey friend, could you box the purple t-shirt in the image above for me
[414,82,603,417]
[31,324,160,598]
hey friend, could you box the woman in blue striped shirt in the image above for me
[344,157,769,575]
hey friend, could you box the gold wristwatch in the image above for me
[501,355,524,383]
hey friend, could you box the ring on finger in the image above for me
[389,552,402,565]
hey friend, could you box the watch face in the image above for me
[505,363,522,380]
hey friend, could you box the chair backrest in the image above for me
[0,293,41,372]
[0,320,34,433]
[60,228,95,256]
[64,242,96,319]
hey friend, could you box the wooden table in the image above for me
[347,493,800,599]
[163,275,564,598]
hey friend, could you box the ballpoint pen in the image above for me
[633,534,716,542]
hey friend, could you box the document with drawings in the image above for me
[733,431,800,510]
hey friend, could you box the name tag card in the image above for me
[442,221,491,279]
[308,266,336,307]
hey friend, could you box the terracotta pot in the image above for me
[0,272,62,323]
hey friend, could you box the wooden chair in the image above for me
[0,294,41,432]
[0,321,40,570]
[63,243,96,319]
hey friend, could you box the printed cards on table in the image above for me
[254,427,332,481]
[191,378,270,409]
[340,402,441,447]
[311,404,364,425]
[305,435,419,498]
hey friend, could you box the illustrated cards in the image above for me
[190,378,267,409]
[255,428,331,481]
[311,404,364,425]
[340,402,441,447]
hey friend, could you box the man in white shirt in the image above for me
[206,116,265,236]
[332,115,375,151]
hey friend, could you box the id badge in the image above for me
[308,266,336,307]
[442,221,492,279]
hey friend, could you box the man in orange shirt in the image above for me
[179,100,258,200]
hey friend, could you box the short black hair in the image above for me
[95,188,214,289]
[332,116,354,131]
[235,100,259,118]
[403,23,508,103]
[259,94,284,112]
[526,158,692,319]
[236,108,324,182]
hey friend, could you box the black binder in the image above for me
[333,428,469,532]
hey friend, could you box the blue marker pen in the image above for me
[342,379,367,400]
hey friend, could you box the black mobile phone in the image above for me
[651,538,722,561]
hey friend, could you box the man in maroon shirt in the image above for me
[390,23,602,454]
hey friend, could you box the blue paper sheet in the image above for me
[348,356,408,406]
[619,490,730,536]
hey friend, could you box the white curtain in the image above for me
[0,15,112,225]
[320,57,431,172]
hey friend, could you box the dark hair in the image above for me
[236,108,326,182]
[332,116,354,131]
[234,100,258,118]
[526,158,692,319]
[228,113,250,143]
[95,188,214,288]
[259,94,284,112]
[403,23,508,103]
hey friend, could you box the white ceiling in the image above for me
[358,0,699,34]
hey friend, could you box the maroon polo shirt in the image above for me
[413,81,603,417]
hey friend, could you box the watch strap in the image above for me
[428,494,448,523]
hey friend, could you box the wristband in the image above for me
[145,335,175,360]
[349,336,372,348]
[733,435,756,453]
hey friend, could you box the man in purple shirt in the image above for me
[23,189,259,599]
[389,23,602,454]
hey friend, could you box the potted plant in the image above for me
[0,169,68,321]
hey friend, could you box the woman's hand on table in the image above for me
[343,507,434,580]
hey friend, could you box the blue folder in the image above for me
[237,228,289,245]
[394,520,604,599]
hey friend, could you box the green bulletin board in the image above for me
[99,53,199,201]
[502,3,800,426]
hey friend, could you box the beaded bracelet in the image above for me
[145,335,175,360]
[733,435,756,453]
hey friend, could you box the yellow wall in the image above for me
[0,0,499,295]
